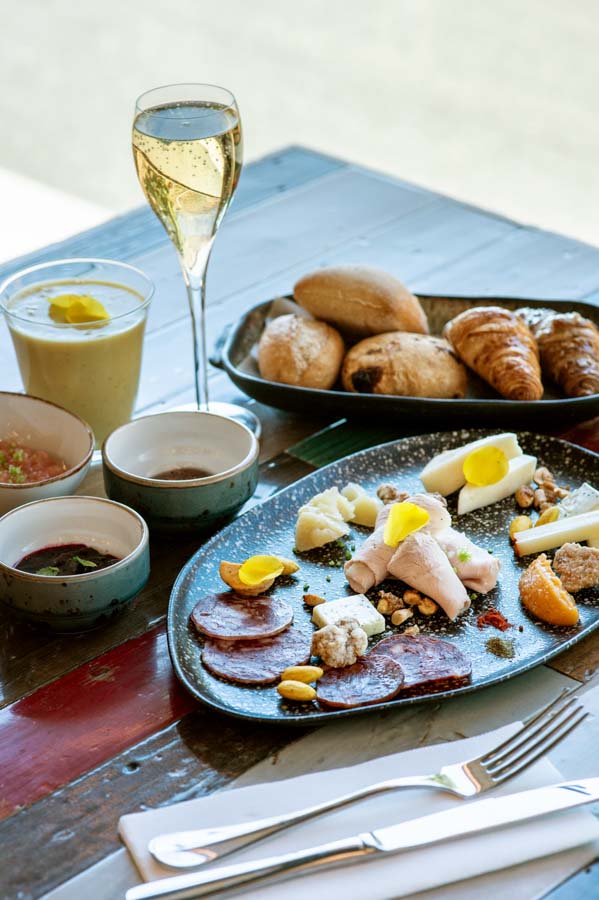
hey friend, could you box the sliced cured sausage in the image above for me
[202,629,312,684]
[190,592,293,641]
[316,655,404,709]
[370,634,471,695]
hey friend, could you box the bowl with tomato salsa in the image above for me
[0,392,94,514]
[0,495,149,630]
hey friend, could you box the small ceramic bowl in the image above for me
[102,411,259,532]
[0,392,94,514]
[0,496,150,631]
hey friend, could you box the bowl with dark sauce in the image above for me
[102,411,259,532]
[0,392,94,514]
[0,495,150,630]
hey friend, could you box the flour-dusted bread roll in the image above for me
[294,266,428,337]
[258,314,344,389]
[342,332,468,398]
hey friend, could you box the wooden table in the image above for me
[2,147,599,900]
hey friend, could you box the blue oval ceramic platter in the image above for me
[168,430,599,725]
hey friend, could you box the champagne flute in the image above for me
[132,83,259,433]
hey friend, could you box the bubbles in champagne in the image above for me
[132,102,243,272]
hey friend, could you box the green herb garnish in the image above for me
[0,451,6,467]
[457,548,472,563]
[36,566,60,576]
[325,575,331,582]
[12,448,24,463]
[72,556,97,569]
[8,465,25,484]
[345,550,352,560]
[303,584,310,591]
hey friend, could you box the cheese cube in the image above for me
[421,433,522,496]
[457,454,537,516]
[312,594,385,636]
[341,483,383,528]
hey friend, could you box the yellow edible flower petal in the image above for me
[49,294,110,324]
[383,502,430,548]
[49,293,81,309]
[463,445,509,487]
[238,555,285,586]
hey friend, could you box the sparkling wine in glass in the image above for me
[132,83,258,432]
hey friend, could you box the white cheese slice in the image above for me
[311,593,385,636]
[457,454,537,516]
[420,433,522,496]
[514,510,599,556]
[559,483,599,518]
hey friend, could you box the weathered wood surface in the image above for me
[2,146,599,899]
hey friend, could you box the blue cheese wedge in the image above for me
[311,594,385,636]
[559,483,599,518]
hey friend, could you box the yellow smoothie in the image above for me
[5,279,149,445]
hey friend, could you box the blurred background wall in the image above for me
[1,0,597,252]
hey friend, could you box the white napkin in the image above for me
[119,722,599,898]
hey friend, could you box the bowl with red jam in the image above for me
[0,495,150,630]
[0,392,94,514]
[102,411,259,532]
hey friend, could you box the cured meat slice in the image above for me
[370,634,471,695]
[316,655,404,709]
[190,592,293,641]
[202,629,312,684]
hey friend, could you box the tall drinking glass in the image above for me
[132,83,258,433]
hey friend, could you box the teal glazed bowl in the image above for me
[0,495,150,631]
[102,411,260,532]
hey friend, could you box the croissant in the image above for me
[517,308,599,397]
[444,306,543,400]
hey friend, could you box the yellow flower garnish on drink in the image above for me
[238,555,285,586]
[384,502,430,548]
[49,294,110,324]
[463,445,509,487]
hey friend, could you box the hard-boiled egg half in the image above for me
[420,433,536,515]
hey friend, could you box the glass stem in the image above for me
[181,246,213,411]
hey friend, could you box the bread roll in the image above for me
[258,314,344,389]
[342,332,467,398]
[294,266,428,337]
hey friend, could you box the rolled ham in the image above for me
[344,493,452,594]
[435,528,500,594]
[388,531,470,620]
[344,525,393,593]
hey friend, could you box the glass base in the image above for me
[169,401,262,439]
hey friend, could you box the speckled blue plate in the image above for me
[168,430,599,725]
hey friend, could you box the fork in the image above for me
[149,687,587,869]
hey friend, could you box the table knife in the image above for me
[125,777,599,900]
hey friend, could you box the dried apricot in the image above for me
[519,554,579,626]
